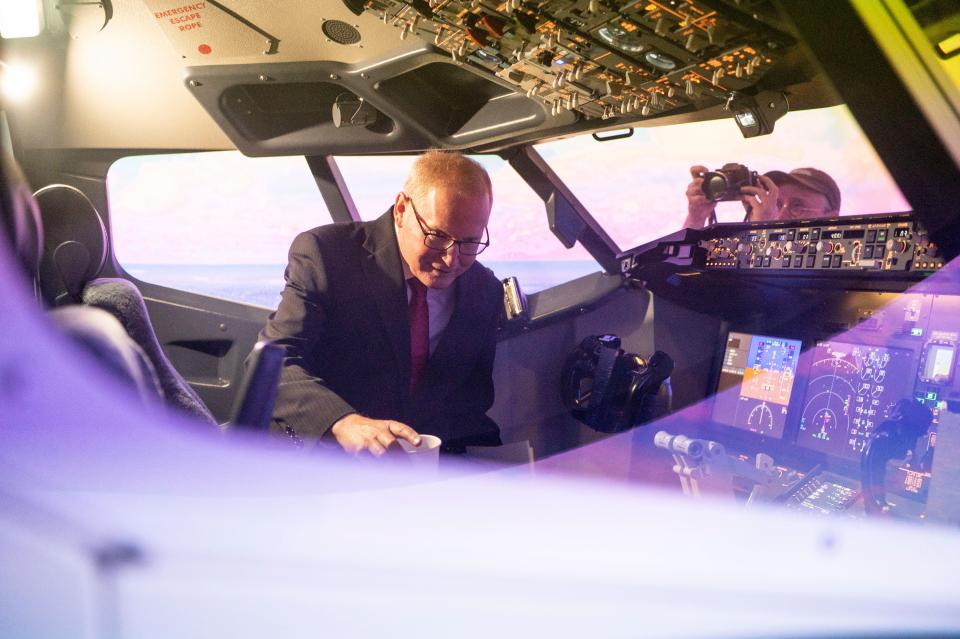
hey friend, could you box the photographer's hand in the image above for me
[683,165,717,229]
[740,175,780,222]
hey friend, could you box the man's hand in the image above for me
[740,175,780,222]
[330,413,421,457]
[682,165,718,229]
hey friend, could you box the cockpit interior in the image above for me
[2,0,960,636]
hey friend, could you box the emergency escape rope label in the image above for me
[154,2,205,32]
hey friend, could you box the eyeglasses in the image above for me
[777,199,832,220]
[404,195,490,256]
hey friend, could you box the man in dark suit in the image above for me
[260,151,502,455]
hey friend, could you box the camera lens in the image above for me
[701,172,729,201]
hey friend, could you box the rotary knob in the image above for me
[818,240,833,254]
[895,238,910,254]
[737,242,753,256]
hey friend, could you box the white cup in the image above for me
[397,434,441,470]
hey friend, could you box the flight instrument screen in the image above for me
[795,341,916,460]
[713,332,802,438]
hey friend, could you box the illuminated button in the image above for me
[793,255,803,268]
[832,255,842,268]
[863,245,874,258]
[763,256,771,267]
[822,256,832,268]
[875,245,886,258]
[787,229,796,241]
[806,255,816,268]
[866,229,877,243]
[877,229,888,242]
[810,228,821,241]
[754,256,763,267]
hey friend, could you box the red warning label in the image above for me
[154,2,205,32]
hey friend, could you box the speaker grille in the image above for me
[322,20,361,45]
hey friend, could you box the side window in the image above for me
[107,151,333,308]
[334,154,597,293]
[537,105,909,249]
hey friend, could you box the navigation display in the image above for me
[713,332,802,438]
[795,341,915,460]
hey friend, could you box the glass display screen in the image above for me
[921,343,955,383]
[712,332,802,439]
[795,341,915,460]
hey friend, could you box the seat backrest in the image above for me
[82,278,217,425]
[2,156,164,409]
[49,305,164,406]
[228,340,284,430]
[33,183,217,425]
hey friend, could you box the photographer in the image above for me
[683,164,841,229]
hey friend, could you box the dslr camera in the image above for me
[700,163,759,202]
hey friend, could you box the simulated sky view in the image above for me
[109,105,907,267]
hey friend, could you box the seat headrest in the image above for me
[1,151,43,281]
[34,184,108,306]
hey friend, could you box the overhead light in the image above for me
[0,61,38,102]
[0,0,44,39]
[727,90,788,138]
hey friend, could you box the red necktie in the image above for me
[408,277,429,391]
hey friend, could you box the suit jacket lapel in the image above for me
[361,210,411,390]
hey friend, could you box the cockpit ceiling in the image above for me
[12,0,842,155]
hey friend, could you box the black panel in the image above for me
[376,63,510,137]
[222,82,344,141]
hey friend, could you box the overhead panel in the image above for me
[356,0,796,122]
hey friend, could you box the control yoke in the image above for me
[861,399,933,516]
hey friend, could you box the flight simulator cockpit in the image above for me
[2,0,960,634]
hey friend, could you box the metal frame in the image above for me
[305,156,361,223]
[504,145,621,273]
